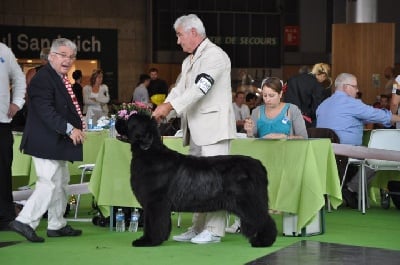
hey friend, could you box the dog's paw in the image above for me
[132,237,163,247]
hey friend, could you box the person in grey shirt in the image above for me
[132,74,151,105]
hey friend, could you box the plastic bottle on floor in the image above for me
[115,208,125,232]
[128,208,140,232]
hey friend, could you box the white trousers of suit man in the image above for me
[188,138,230,237]
[16,157,69,230]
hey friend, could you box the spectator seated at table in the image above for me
[245,92,258,114]
[244,77,308,140]
[316,73,400,208]
[232,91,250,133]
[371,94,394,129]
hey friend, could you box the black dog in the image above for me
[116,113,277,247]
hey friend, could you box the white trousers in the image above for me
[16,157,69,230]
[188,139,230,237]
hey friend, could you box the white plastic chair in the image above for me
[341,158,364,189]
[360,129,400,214]
[74,164,95,219]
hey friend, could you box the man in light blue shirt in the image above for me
[317,73,396,146]
[316,73,400,208]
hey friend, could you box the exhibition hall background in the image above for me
[1,0,400,104]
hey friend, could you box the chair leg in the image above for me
[74,166,93,219]
[359,165,367,214]
[74,194,81,219]
[177,212,181,228]
[341,163,349,189]
[325,195,332,212]
[110,206,114,231]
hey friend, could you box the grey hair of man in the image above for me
[334,73,356,91]
[50,38,77,56]
[173,14,206,37]
[40,47,50,61]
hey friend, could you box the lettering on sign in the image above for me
[208,36,278,46]
[2,33,102,53]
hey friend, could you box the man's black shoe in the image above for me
[47,225,82,237]
[8,220,45,242]
[342,188,358,209]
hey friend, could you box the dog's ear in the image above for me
[126,114,155,150]
[115,119,128,141]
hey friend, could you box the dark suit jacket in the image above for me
[20,63,83,161]
[284,73,325,126]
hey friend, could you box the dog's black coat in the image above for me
[116,113,277,247]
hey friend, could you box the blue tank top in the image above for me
[257,104,291,138]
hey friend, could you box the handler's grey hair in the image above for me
[173,14,206,38]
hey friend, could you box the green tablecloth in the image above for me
[230,138,341,231]
[12,130,109,187]
[88,137,341,232]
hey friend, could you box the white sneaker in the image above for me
[173,229,198,242]
[190,230,221,244]
[225,220,241,233]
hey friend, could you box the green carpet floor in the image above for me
[1,194,399,265]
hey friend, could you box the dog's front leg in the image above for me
[132,201,172,247]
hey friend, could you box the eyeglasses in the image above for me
[52,51,76,60]
[345,84,358,89]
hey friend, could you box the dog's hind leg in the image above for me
[132,201,172,247]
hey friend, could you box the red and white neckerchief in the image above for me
[63,75,86,130]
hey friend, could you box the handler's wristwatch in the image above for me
[67,128,75,136]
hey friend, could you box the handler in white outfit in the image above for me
[152,14,236,244]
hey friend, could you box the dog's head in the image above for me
[116,113,161,151]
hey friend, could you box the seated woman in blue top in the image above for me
[244,77,308,139]
[226,77,308,234]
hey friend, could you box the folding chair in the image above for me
[74,164,95,219]
[359,129,400,214]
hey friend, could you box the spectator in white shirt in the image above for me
[232,91,250,132]
[0,43,26,231]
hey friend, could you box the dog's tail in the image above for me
[254,215,277,247]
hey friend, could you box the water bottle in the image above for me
[115,208,125,232]
[88,118,93,130]
[109,114,116,138]
[128,208,140,232]
[86,109,93,130]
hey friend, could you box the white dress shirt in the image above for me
[232,102,250,121]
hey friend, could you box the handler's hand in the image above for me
[69,128,86,146]
[7,103,20,119]
[152,102,173,123]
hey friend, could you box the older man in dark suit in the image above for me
[9,38,86,243]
